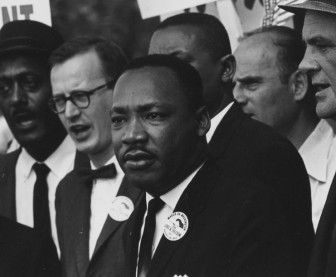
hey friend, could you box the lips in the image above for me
[313,82,330,94]
[12,110,37,129]
[123,150,155,170]
[69,124,91,140]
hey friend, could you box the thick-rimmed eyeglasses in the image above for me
[48,81,113,114]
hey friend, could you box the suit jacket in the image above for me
[124,159,310,277]
[56,159,143,277]
[0,148,87,277]
[0,148,87,220]
[307,174,336,277]
[209,102,314,268]
[0,215,60,277]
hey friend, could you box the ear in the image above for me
[220,54,236,83]
[289,70,309,101]
[195,106,211,137]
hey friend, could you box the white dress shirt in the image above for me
[206,102,234,142]
[15,135,76,255]
[138,163,203,265]
[89,155,124,259]
[299,119,336,231]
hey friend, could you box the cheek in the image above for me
[327,62,336,91]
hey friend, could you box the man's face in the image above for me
[233,35,297,130]
[300,11,336,120]
[0,54,60,147]
[110,67,207,196]
[50,50,113,156]
[149,25,223,116]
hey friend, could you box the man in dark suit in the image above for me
[0,215,59,277]
[280,1,336,276]
[148,12,313,269]
[0,20,77,269]
[49,36,142,277]
[110,54,311,277]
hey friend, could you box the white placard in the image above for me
[0,0,51,27]
[137,0,217,19]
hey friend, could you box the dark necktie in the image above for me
[33,163,51,235]
[137,198,165,277]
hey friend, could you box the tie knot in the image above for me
[33,163,50,178]
[147,198,164,216]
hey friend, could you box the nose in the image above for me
[11,82,28,106]
[121,117,148,145]
[64,99,81,120]
[233,84,247,105]
[299,48,320,75]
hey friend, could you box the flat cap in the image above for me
[279,0,336,15]
[0,20,64,56]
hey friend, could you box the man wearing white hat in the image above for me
[280,1,336,276]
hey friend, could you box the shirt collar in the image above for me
[90,155,123,177]
[299,120,335,182]
[44,136,76,179]
[20,135,76,180]
[206,102,234,142]
[146,163,203,210]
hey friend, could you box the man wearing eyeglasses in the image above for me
[49,36,142,277]
[0,20,81,275]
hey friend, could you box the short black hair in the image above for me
[156,13,231,61]
[242,26,305,83]
[121,54,205,112]
[49,36,129,86]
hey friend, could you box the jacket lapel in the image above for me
[148,159,221,277]
[73,173,92,277]
[308,173,336,277]
[208,102,245,159]
[124,193,146,277]
[0,149,21,220]
[91,177,143,258]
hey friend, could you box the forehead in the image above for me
[235,36,279,75]
[52,50,103,80]
[303,11,336,40]
[0,54,47,76]
[149,25,202,54]
[113,66,187,108]
[50,50,105,93]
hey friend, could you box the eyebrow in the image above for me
[111,102,171,113]
[305,35,333,45]
[236,76,262,83]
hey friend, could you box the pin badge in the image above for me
[109,196,134,221]
[164,211,189,241]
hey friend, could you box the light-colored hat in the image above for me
[279,0,336,15]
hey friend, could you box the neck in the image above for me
[280,111,319,149]
[24,132,67,162]
[89,143,115,168]
[210,87,233,119]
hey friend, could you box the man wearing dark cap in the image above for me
[280,1,336,276]
[0,20,78,265]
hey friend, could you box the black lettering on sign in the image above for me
[20,5,33,19]
[2,5,34,24]
[184,4,206,13]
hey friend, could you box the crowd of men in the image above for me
[0,0,335,276]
